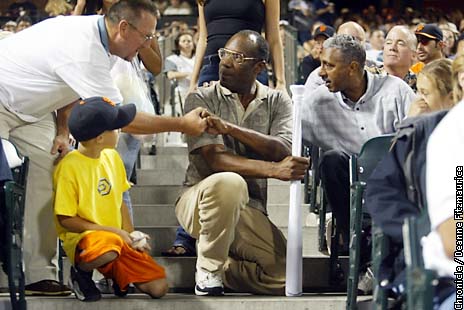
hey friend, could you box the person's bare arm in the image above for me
[139,37,162,76]
[57,214,132,244]
[121,201,134,233]
[72,0,86,15]
[437,217,459,258]
[189,4,207,92]
[200,144,309,181]
[205,115,290,162]
[52,101,78,163]
[167,71,190,81]
[122,107,208,136]
[265,0,287,92]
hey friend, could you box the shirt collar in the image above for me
[97,16,110,54]
[219,81,267,101]
[336,70,374,108]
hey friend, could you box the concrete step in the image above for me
[132,204,312,228]
[56,254,347,293]
[0,293,358,310]
[130,183,305,205]
[135,226,323,257]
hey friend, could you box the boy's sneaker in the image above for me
[69,266,101,302]
[195,269,224,296]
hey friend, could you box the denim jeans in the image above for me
[116,133,141,221]
[173,226,197,255]
[198,54,269,86]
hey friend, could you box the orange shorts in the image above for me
[75,231,166,290]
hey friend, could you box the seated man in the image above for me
[176,30,310,296]
[301,34,414,252]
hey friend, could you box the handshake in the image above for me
[183,107,233,137]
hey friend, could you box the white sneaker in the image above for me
[357,267,374,295]
[194,269,224,296]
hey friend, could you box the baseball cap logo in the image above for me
[416,24,424,32]
[320,25,327,32]
[79,97,115,106]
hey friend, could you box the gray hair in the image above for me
[323,34,366,69]
[390,25,417,51]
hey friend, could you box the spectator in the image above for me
[411,24,445,74]
[423,85,464,309]
[452,54,464,103]
[176,30,309,296]
[298,24,335,83]
[439,22,459,59]
[382,25,418,91]
[365,58,457,306]
[8,0,37,20]
[313,0,335,26]
[189,0,286,93]
[164,0,289,255]
[301,34,414,259]
[165,32,195,106]
[15,15,32,32]
[164,31,195,145]
[54,97,168,301]
[303,21,374,94]
[2,21,17,33]
[409,59,454,116]
[163,0,192,15]
[0,0,206,295]
[366,29,385,64]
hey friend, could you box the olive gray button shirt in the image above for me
[302,71,415,154]
[183,82,293,214]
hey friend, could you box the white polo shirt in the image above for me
[0,15,123,122]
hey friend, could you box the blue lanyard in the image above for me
[97,16,109,54]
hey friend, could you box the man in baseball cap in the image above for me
[299,24,335,83]
[411,23,445,73]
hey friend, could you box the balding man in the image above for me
[302,34,414,254]
[177,30,309,296]
[0,0,207,293]
[411,23,445,74]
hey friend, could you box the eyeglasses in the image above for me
[218,48,261,64]
[126,21,155,42]
[417,36,437,46]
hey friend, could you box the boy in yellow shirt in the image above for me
[53,97,167,301]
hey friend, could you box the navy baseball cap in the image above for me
[415,23,443,41]
[68,97,136,142]
[313,25,335,39]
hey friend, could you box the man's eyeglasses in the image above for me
[127,21,155,42]
[417,36,437,46]
[218,48,261,64]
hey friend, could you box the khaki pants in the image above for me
[0,103,57,284]
[175,172,287,295]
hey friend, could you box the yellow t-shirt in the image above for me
[53,149,130,263]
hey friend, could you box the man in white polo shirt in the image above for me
[0,0,206,293]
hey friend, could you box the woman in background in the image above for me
[189,0,286,92]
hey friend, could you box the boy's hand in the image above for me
[116,229,132,245]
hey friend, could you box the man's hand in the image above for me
[180,107,208,136]
[206,115,232,135]
[271,156,310,181]
[116,229,133,246]
[51,134,71,165]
